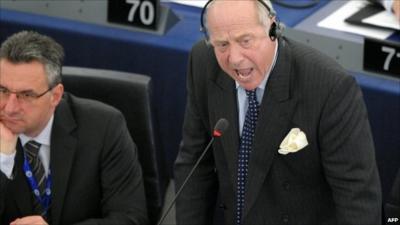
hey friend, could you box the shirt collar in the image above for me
[235,40,279,91]
[19,115,54,147]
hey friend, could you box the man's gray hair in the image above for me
[256,0,276,35]
[0,30,64,87]
[204,0,276,40]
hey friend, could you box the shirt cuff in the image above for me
[0,151,16,179]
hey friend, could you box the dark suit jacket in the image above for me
[174,38,382,225]
[0,93,148,225]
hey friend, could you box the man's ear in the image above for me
[51,83,64,107]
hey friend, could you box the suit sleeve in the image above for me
[174,43,219,225]
[0,172,8,220]
[388,169,400,207]
[73,112,148,225]
[0,152,16,222]
[319,75,382,225]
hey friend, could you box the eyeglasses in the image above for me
[0,86,54,103]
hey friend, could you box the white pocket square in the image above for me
[278,128,308,155]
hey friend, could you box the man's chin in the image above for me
[238,82,259,91]
[2,122,24,134]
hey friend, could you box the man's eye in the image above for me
[241,38,252,47]
[19,92,36,99]
[216,43,228,51]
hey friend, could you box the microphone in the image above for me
[156,118,229,225]
[213,118,229,137]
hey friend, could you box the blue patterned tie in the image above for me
[24,140,46,214]
[236,89,259,225]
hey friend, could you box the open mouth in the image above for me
[235,68,253,80]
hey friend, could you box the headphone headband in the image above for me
[200,0,277,40]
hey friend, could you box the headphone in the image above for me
[200,0,283,41]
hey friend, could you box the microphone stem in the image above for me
[157,137,215,225]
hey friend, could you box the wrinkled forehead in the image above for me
[209,23,265,43]
[206,1,262,37]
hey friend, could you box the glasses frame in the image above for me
[0,85,56,103]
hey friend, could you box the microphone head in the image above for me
[213,118,229,137]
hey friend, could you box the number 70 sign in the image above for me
[108,0,159,30]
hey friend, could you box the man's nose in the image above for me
[228,44,244,67]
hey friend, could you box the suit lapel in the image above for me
[49,97,77,225]
[243,39,297,217]
[210,68,240,191]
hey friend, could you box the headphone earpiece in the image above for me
[269,21,283,41]
[269,22,277,40]
[268,20,284,41]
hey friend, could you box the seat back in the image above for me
[61,66,166,224]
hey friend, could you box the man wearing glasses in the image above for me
[0,31,148,225]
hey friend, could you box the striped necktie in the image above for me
[24,140,46,214]
[236,89,260,225]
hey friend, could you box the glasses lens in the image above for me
[17,92,35,102]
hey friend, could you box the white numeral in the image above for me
[381,46,396,71]
[126,0,140,22]
[140,1,155,25]
[126,0,155,25]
